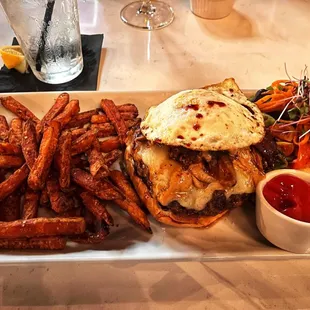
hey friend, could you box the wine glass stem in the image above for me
[138,1,156,15]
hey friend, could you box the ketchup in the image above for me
[263,174,310,223]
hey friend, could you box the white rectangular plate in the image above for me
[0,90,309,264]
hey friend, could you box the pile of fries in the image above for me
[0,93,151,250]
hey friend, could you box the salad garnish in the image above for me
[251,67,310,170]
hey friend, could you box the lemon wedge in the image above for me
[0,45,28,74]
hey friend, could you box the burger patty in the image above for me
[133,154,250,217]
[134,159,152,191]
[161,191,251,217]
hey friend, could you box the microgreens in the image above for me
[273,65,310,140]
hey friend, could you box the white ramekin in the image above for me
[256,169,310,254]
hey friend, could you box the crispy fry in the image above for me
[0,142,21,155]
[0,217,85,238]
[0,191,21,221]
[71,130,96,156]
[101,99,127,143]
[21,120,38,169]
[40,186,49,206]
[71,155,89,169]
[56,131,72,189]
[73,210,108,244]
[87,148,109,179]
[0,164,29,201]
[70,227,108,244]
[90,114,108,124]
[59,185,78,195]
[126,118,141,129]
[117,103,139,114]
[53,99,80,128]
[0,169,6,183]
[90,119,139,138]
[28,121,61,190]
[119,160,130,178]
[65,109,98,129]
[70,127,87,140]
[90,123,116,138]
[71,168,123,200]
[40,93,69,128]
[0,96,40,123]
[58,207,82,218]
[9,118,22,145]
[46,176,75,213]
[0,155,24,168]
[110,170,141,205]
[119,111,138,120]
[84,208,97,227]
[114,199,152,233]
[0,236,67,250]
[99,137,121,153]
[0,115,9,141]
[91,112,137,124]
[22,187,40,219]
[80,192,114,226]
[92,137,101,151]
[103,149,122,167]
[20,182,27,194]
[97,104,137,115]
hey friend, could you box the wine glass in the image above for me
[120,1,174,30]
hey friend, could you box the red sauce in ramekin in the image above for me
[263,174,310,223]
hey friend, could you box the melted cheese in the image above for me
[136,143,263,211]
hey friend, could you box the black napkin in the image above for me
[0,34,104,93]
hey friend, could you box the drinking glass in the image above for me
[0,0,83,84]
[190,0,234,20]
[120,1,174,30]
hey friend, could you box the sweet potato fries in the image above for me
[0,93,150,250]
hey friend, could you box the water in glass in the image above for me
[0,0,83,84]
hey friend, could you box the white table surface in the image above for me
[1,0,310,309]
